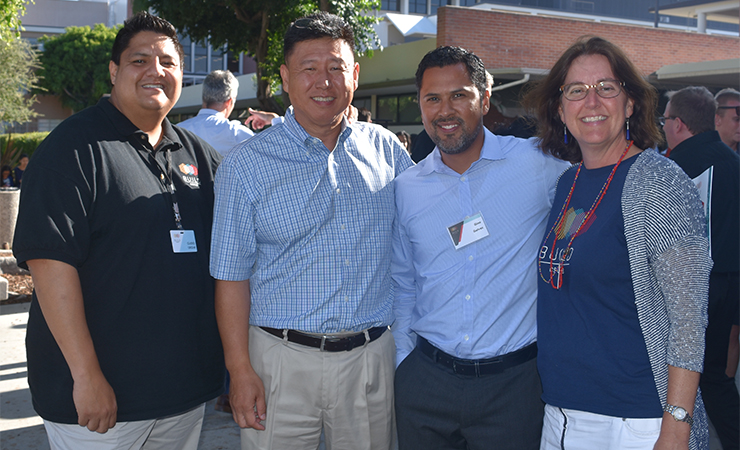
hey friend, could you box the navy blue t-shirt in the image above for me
[537,154,663,418]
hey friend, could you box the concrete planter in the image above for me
[0,188,20,250]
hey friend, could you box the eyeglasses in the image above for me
[560,80,625,101]
[717,105,740,116]
[658,116,679,127]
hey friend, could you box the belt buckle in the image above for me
[362,329,371,349]
[320,335,327,352]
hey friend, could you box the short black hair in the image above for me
[415,46,487,101]
[111,11,184,67]
[284,12,355,62]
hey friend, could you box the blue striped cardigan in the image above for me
[622,149,711,449]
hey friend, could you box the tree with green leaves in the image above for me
[145,0,381,112]
[36,23,119,113]
[0,37,41,166]
[0,0,31,41]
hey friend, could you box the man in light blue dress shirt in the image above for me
[177,70,254,155]
[391,46,570,449]
[210,12,413,450]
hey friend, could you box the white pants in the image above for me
[43,403,205,450]
[241,326,396,450]
[540,404,662,450]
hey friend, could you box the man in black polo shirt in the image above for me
[664,86,740,450]
[12,12,224,449]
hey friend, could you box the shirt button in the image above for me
[344,296,349,302]
[344,259,350,266]
[465,294,471,300]
[341,224,346,230]
[464,334,470,341]
[460,176,466,181]
[336,188,341,194]
[468,255,474,261]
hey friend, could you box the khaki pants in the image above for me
[44,403,205,450]
[241,326,396,450]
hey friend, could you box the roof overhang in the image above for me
[648,0,739,24]
[651,58,740,88]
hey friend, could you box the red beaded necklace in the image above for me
[539,140,634,289]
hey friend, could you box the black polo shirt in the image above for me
[13,98,225,423]
[669,130,740,273]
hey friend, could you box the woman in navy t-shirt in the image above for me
[523,37,711,450]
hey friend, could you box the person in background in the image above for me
[392,46,570,450]
[177,70,254,156]
[12,12,224,449]
[357,107,372,123]
[714,88,740,153]
[663,86,739,450]
[1,165,14,187]
[210,12,412,450]
[395,130,411,154]
[525,36,710,450]
[13,154,28,187]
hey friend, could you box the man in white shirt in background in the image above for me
[178,70,254,155]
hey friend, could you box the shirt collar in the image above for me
[416,127,505,176]
[283,106,352,151]
[98,96,182,153]
[197,108,224,118]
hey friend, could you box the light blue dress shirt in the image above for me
[177,108,254,155]
[392,128,570,365]
[210,106,413,333]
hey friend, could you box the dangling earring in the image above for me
[626,118,630,141]
[564,126,568,144]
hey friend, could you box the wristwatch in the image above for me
[664,403,694,426]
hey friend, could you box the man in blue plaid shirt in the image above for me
[210,12,413,450]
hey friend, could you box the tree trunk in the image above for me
[255,10,284,113]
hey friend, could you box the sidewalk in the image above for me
[0,302,241,450]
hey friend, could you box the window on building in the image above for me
[179,34,192,72]
[211,45,226,72]
[376,94,421,125]
[381,0,401,11]
[408,0,427,14]
[430,0,451,15]
[459,0,477,5]
[194,44,208,73]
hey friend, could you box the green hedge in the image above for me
[0,132,50,167]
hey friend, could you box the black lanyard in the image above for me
[138,142,185,230]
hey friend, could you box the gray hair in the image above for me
[202,70,239,106]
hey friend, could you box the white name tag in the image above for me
[448,212,490,250]
[170,230,198,253]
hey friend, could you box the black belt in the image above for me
[260,326,388,352]
[417,337,537,377]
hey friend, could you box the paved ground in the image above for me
[0,302,241,450]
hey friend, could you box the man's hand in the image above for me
[73,371,117,433]
[244,108,279,130]
[229,368,267,430]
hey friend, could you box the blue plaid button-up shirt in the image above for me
[210,107,413,333]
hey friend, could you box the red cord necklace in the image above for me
[539,140,634,289]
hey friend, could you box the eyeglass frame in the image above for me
[559,80,625,101]
[658,116,680,127]
[717,105,740,116]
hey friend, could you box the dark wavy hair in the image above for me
[522,36,661,162]
[111,12,183,67]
